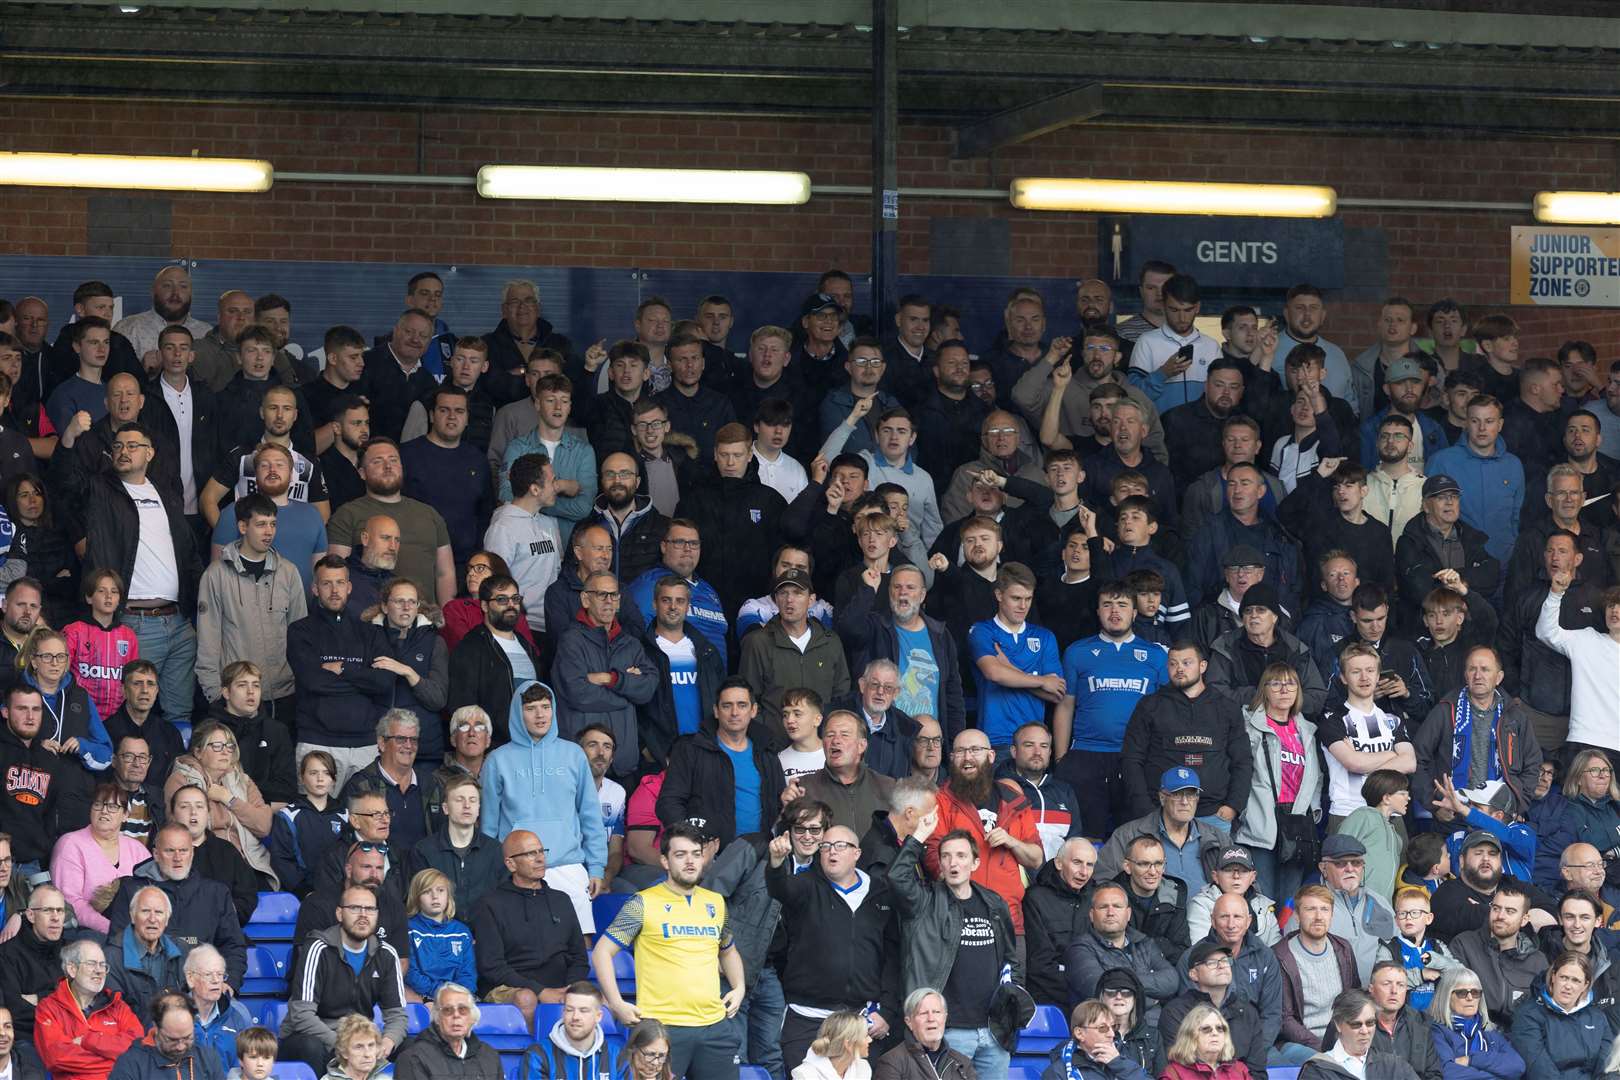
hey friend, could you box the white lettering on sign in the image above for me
[1195,240,1278,265]
[1511,226,1620,308]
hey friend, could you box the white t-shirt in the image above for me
[123,480,180,602]
[787,627,813,654]
[493,633,537,683]
[779,746,826,783]
[1322,703,1405,817]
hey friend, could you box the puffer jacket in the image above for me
[1024,858,1097,1007]
[1427,1014,1526,1080]
[550,611,658,779]
[195,541,307,701]
[394,1024,502,1080]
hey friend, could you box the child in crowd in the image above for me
[63,567,138,721]
[1125,568,1172,646]
[229,1026,279,1080]
[1377,885,1457,1011]
[404,868,478,1003]
[778,687,825,783]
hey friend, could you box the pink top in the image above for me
[50,827,150,933]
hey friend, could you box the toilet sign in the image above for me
[1511,226,1620,307]
[1100,215,1344,289]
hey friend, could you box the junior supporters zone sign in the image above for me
[1511,226,1620,307]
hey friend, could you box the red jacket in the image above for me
[34,978,144,1080]
[1160,1061,1252,1080]
[922,778,1040,934]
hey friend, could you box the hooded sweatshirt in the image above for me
[521,1019,619,1080]
[483,502,562,633]
[479,680,607,876]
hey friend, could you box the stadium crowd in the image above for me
[0,261,1615,1080]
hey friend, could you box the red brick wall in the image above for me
[2,98,1618,356]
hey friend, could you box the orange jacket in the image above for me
[34,978,144,1080]
[922,778,1040,934]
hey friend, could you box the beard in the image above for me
[949,764,994,807]
[489,606,520,632]
[369,476,402,497]
[154,295,191,322]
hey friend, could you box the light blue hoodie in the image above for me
[480,680,608,876]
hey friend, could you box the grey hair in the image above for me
[129,884,172,920]
[433,981,481,1026]
[449,705,491,734]
[61,938,103,974]
[1425,966,1490,1030]
[862,659,900,683]
[377,709,420,740]
[889,775,937,815]
[183,943,226,978]
[501,279,539,305]
[904,988,947,1020]
[1331,989,1376,1027]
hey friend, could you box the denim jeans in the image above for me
[1250,844,1309,906]
[119,611,197,725]
[1271,1042,1319,1066]
[1197,813,1233,838]
[945,1026,1009,1079]
[735,968,785,1080]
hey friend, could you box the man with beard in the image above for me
[913,339,991,485]
[1014,325,1169,464]
[1162,359,1249,493]
[1053,584,1170,838]
[341,514,400,619]
[580,451,669,587]
[399,384,495,567]
[922,728,1042,947]
[114,264,213,368]
[318,396,370,513]
[1445,878,1547,1025]
[1267,284,1354,406]
[208,444,327,580]
[1521,411,1619,534]
[654,331,735,459]
[1357,357,1446,469]
[836,564,965,743]
[203,382,326,526]
[1317,835,1398,984]
[327,437,456,607]
[0,579,41,699]
[447,574,542,749]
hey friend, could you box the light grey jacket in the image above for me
[1233,705,1324,851]
[196,541,308,700]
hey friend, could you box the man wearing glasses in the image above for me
[765,822,900,1073]
[447,573,545,748]
[307,785,400,903]
[34,938,142,1078]
[553,572,657,783]
[1157,939,1269,1080]
[625,521,728,669]
[338,711,433,853]
[281,882,408,1073]
[0,883,68,1043]
[394,981,503,1079]
[83,420,202,727]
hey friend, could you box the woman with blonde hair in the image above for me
[322,1013,386,1080]
[165,719,277,887]
[1160,1003,1250,1080]
[792,1011,872,1080]
[1425,966,1525,1080]
[403,867,476,1003]
[1542,749,1620,876]
[1234,660,1323,901]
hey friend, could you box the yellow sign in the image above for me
[1511,226,1620,306]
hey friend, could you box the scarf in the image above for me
[1394,937,1436,1010]
[173,756,279,889]
[1450,693,1502,791]
[1450,1013,1486,1055]
[1062,1041,1100,1080]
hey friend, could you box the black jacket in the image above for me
[912,387,990,485]
[1504,515,1611,613]
[0,727,62,864]
[1496,582,1600,716]
[828,693,916,781]
[195,833,263,927]
[1117,872,1192,964]
[0,921,59,1042]
[834,583,966,743]
[284,924,408,1052]
[466,878,589,996]
[1121,683,1253,820]
[675,466,787,620]
[1159,987,1269,1080]
[202,699,296,805]
[211,372,317,460]
[1320,1006,1444,1080]
[1394,514,1500,617]
[574,496,668,587]
[394,1024,503,1080]
[653,383,737,458]
[106,859,248,988]
[858,811,904,878]
[103,709,186,786]
[1163,399,1242,493]
[285,607,392,748]
[1023,858,1096,1007]
[1278,469,1397,600]
[48,413,181,542]
[362,343,439,443]
[657,721,787,849]
[766,858,900,1026]
[140,373,220,504]
[637,619,725,765]
[406,825,507,915]
[445,624,541,751]
[483,318,573,377]
[83,470,202,615]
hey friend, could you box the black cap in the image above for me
[1460,829,1501,853]
[1187,939,1233,969]
[1423,474,1461,499]
[772,568,813,593]
[1239,583,1282,618]
[1221,545,1265,570]
[801,292,841,318]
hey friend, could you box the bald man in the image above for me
[466,829,590,1030]
[345,514,402,618]
[114,264,212,364]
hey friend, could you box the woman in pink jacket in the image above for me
[48,783,150,933]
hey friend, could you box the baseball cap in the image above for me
[1187,939,1233,969]
[1423,474,1461,499]
[1460,829,1502,854]
[1321,834,1367,861]
[1385,356,1425,383]
[1160,766,1201,793]
[772,568,813,593]
[1217,846,1256,871]
[801,292,842,318]
[1221,545,1265,570]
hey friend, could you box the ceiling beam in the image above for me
[953,83,1106,158]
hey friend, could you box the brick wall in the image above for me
[2,98,1618,357]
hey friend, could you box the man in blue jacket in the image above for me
[1427,395,1525,566]
[480,682,607,937]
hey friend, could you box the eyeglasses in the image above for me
[1586,767,1613,777]
[584,590,621,601]
[1128,859,1166,871]
[633,420,667,431]
[452,723,491,735]
[636,1050,669,1063]
[503,297,539,309]
[1344,1019,1378,1030]
[194,970,227,982]
[915,736,943,748]
[985,427,1018,436]
[1198,957,1232,969]
[340,904,379,915]
[1565,861,1605,872]
[789,824,826,836]
[850,357,885,368]
[950,747,992,758]
[509,848,546,860]
[486,593,520,606]
[1394,910,1429,919]
[28,906,65,916]
[1451,988,1482,999]
[351,810,392,822]
[818,841,858,854]
[1197,1024,1229,1035]
[202,740,237,753]
[73,959,109,971]
[111,441,152,452]
[91,802,124,813]
[1098,988,1134,999]
[32,652,66,663]
[117,752,151,764]
[383,734,420,745]
[602,469,639,481]
[664,538,700,549]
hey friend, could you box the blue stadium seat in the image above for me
[242,946,288,996]
[591,891,630,931]
[257,1000,288,1031]
[476,1004,533,1051]
[504,1060,522,1080]
[532,1002,628,1040]
[1010,1053,1049,1072]
[740,1068,773,1080]
[1271,1070,1300,1080]
[261,940,293,971]
[175,721,193,745]
[611,949,636,996]
[406,1002,430,1034]
[1017,1004,1067,1055]
[244,892,300,941]
[269,1062,315,1080]
[1008,1068,1043,1080]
